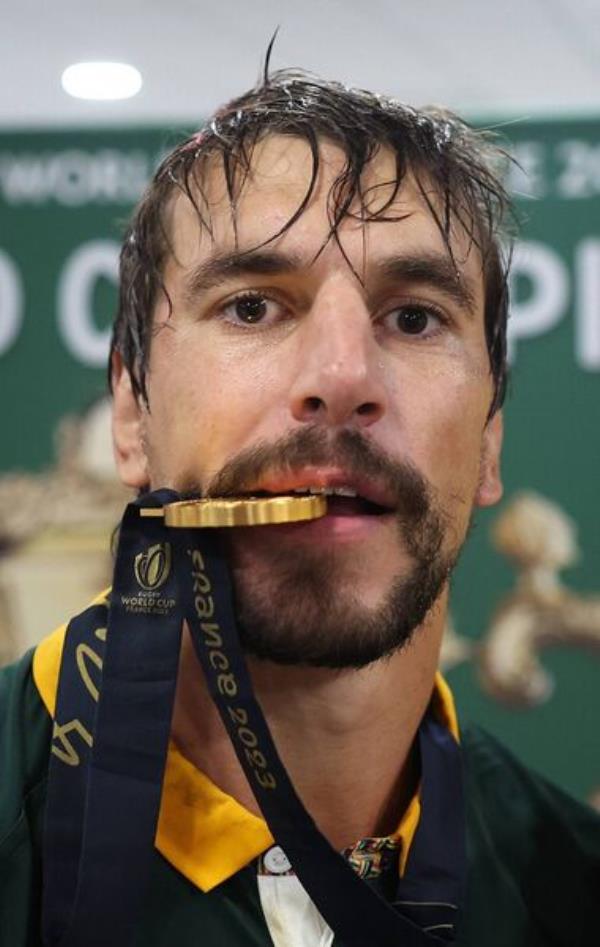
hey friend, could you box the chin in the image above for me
[231,545,453,670]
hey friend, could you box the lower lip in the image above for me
[247,511,394,543]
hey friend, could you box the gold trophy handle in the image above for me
[140,495,327,528]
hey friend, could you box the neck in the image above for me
[171,594,446,851]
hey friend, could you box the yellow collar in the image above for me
[32,603,459,892]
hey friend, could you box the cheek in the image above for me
[144,325,289,486]
[398,365,491,502]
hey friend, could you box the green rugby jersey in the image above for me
[1,613,598,946]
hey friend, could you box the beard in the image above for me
[229,528,454,669]
[184,426,464,670]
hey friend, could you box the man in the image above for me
[1,70,598,947]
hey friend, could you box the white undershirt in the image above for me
[257,873,335,947]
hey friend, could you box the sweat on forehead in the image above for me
[166,136,461,260]
[110,70,512,414]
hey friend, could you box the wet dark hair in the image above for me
[111,67,513,416]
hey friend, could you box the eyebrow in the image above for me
[182,246,479,316]
[375,252,479,317]
[183,249,304,303]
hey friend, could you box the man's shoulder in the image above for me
[0,590,110,818]
[0,646,52,946]
[460,723,599,946]
[461,722,600,860]
[0,606,100,946]
[461,722,599,834]
[0,646,53,835]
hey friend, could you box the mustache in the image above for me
[182,426,433,525]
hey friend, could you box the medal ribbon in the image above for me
[42,490,465,947]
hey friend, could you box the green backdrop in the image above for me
[1,120,598,802]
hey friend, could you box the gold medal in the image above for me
[140,494,327,528]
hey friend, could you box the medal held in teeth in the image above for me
[140,494,328,528]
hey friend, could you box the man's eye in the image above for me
[220,292,282,326]
[384,304,445,337]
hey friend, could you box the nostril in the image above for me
[304,396,324,413]
[356,402,379,417]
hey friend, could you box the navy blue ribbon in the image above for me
[42,490,465,946]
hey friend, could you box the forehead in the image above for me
[166,134,481,280]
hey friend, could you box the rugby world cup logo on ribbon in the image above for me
[134,543,172,591]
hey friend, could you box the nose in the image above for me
[288,281,388,428]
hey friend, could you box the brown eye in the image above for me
[219,291,287,328]
[396,306,430,334]
[381,303,445,339]
[235,294,268,323]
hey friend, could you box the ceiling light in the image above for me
[61,62,142,102]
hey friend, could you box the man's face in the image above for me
[113,135,503,667]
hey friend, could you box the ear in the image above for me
[111,352,149,489]
[475,410,503,508]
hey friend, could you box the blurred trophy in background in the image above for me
[0,398,130,662]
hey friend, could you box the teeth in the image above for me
[331,486,358,497]
[291,486,358,497]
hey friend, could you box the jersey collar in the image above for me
[33,607,459,893]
